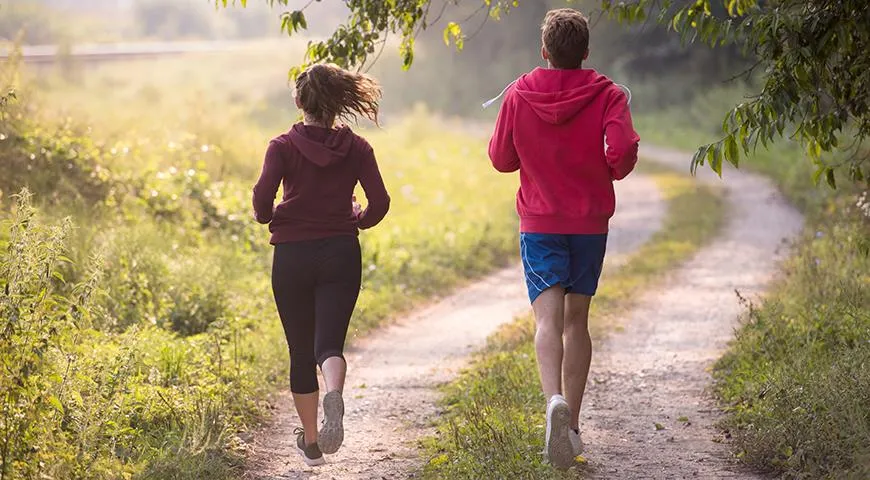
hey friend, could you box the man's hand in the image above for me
[352,195,362,218]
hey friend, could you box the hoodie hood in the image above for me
[514,67,613,125]
[286,123,354,167]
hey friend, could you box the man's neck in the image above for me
[547,62,584,70]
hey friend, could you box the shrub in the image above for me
[714,196,870,478]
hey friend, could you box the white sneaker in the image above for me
[544,395,574,469]
[569,428,584,456]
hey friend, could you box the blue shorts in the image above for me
[520,233,608,304]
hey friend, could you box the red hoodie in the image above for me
[252,124,390,244]
[488,68,639,234]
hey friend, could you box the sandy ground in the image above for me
[241,176,666,480]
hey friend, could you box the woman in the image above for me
[252,64,390,466]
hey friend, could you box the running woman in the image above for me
[252,63,391,466]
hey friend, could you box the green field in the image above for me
[0,46,518,479]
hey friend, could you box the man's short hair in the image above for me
[542,9,589,69]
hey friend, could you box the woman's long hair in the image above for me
[295,64,382,126]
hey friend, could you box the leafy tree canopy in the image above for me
[219,0,869,185]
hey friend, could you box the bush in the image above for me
[714,197,870,478]
[0,191,273,479]
[0,190,123,479]
[0,116,117,208]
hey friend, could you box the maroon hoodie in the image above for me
[489,68,639,234]
[252,124,390,244]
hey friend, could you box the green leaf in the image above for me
[825,168,836,189]
[710,151,723,176]
[811,165,825,185]
[443,22,463,49]
[724,135,739,168]
[691,144,710,174]
[48,395,64,414]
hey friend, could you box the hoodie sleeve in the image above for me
[604,87,640,180]
[488,88,521,173]
[252,140,284,224]
[357,142,390,230]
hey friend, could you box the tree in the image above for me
[217,1,526,74]
[219,0,868,185]
[602,0,869,186]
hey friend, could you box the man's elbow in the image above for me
[490,155,520,172]
[493,163,519,173]
[608,143,639,180]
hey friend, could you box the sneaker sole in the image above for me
[546,400,574,469]
[319,391,344,454]
[295,446,326,467]
[571,433,585,456]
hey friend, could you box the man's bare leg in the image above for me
[533,286,567,399]
[563,294,593,430]
[533,286,575,467]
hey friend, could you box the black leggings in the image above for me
[272,236,362,394]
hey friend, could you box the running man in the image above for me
[488,8,640,469]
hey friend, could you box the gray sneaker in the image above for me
[294,428,325,466]
[544,395,574,469]
[319,390,345,454]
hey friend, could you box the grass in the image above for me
[0,47,518,479]
[635,87,870,479]
[421,162,727,479]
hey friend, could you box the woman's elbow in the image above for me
[251,198,274,224]
[375,195,391,218]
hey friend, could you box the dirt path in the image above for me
[578,146,803,479]
[242,177,666,480]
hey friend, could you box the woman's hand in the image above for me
[352,195,362,218]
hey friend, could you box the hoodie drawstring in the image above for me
[482,80,517,109]
[617,84,632,107]
[482,80,632,110]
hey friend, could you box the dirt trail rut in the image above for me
[242,177,666,480]
[578,146,803,479]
